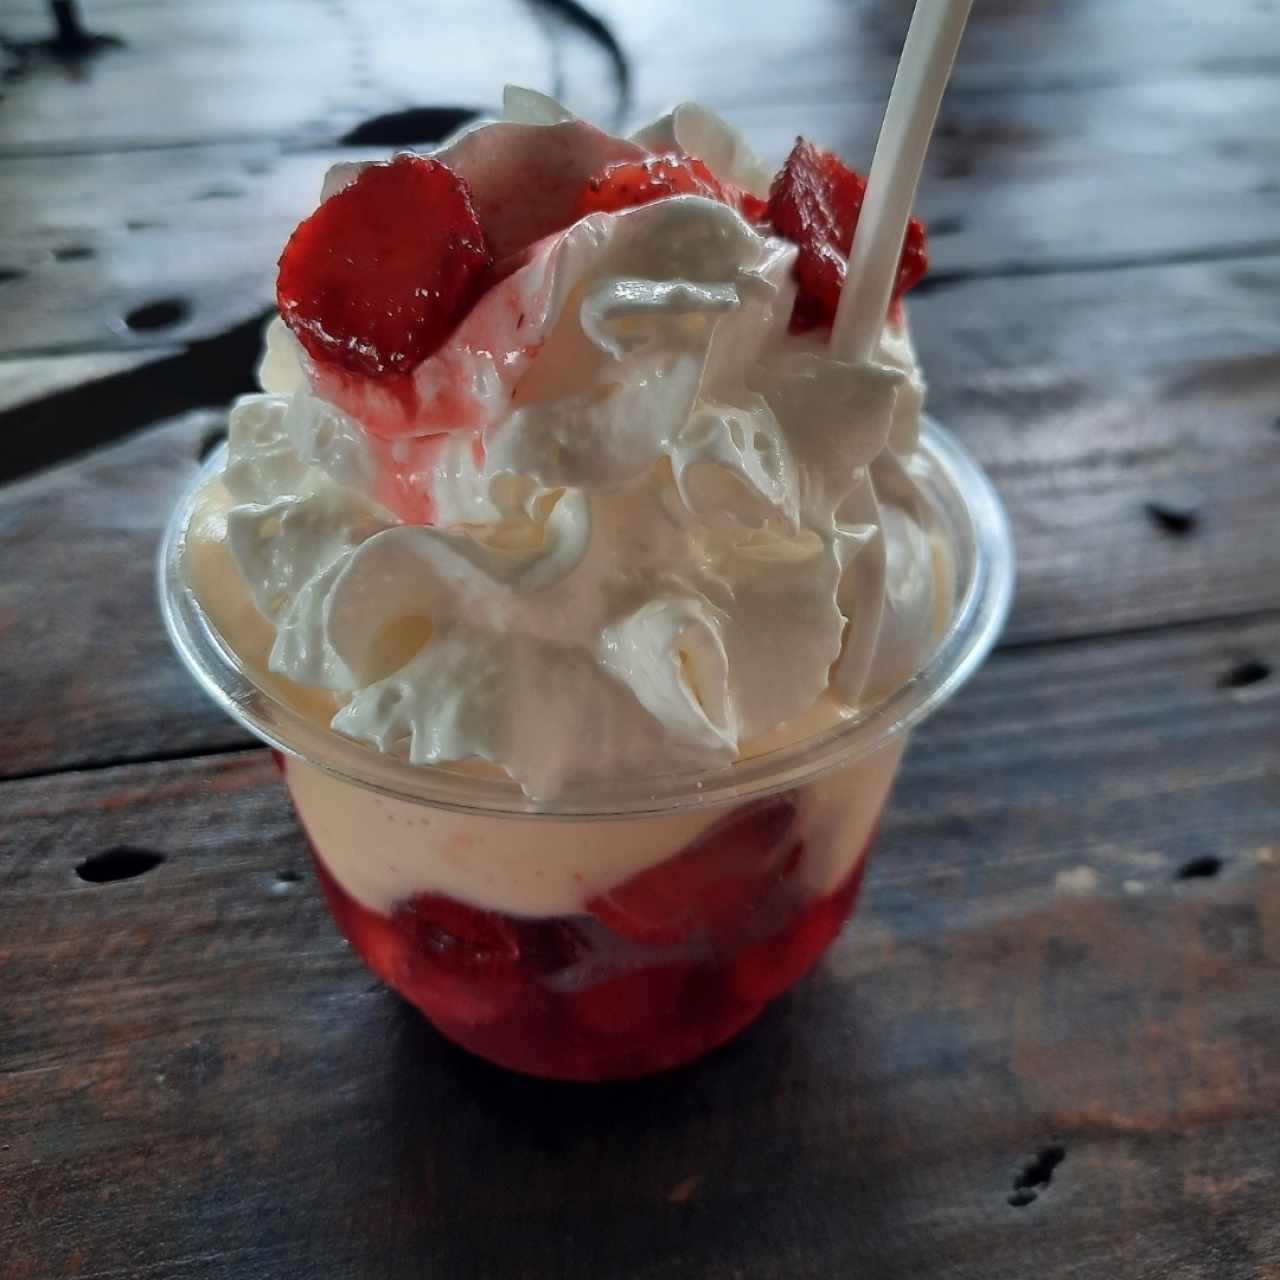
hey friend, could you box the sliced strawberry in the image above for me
[514,918,589,976]
[766,137,928,332]
[576,153,727,217]
[586,793,800,946]
[396,892,522,960]
[570,965,689,1039]
[346,909,411,989]
[574,151,770,226]
[730,856,868,1005]
[377,892,525,1025]
[276,153,492,380]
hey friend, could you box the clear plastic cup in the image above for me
[160,418,1014,1080]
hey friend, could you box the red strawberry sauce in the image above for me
[300,788,878,1081]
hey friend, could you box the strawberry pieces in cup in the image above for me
[585,793,800,946]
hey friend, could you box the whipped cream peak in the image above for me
[631,102,774,199]
[502,85,576,127]
[501,82,772,200]
[196,89,947,799]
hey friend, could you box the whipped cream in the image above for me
[187,88,945,802]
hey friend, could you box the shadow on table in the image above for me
[339,980,922,1276]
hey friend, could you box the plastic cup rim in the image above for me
[158,416,1015,821]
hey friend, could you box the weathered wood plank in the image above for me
[0,317,265,486]
[915,257,1280,643]
[0,0,553,154]
[0,350,175,414]
[1,72,1277,357]
[3,4,1276,1276]
[1,612,1277,1278]
[726,75,1280,282]
[605,0,1280,108]
[0,144,377,357]
[4,0,1277,157]
[0,411,256,779]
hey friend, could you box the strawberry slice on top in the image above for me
[576,153,726,215]
[276,152,493,381]
[766,137,928,332]
[575,153,768,223]
[586,794,800,947]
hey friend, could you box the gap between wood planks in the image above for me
[3,234,1279,486]
[4,54,1280,162]
[9,235,1280,364]
[2,606,1276,789]
[995,604,1280,657]
[910,240,1280,296]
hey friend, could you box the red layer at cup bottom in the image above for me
[302,796,878,1081]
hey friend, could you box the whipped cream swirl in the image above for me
[202,88,943,799]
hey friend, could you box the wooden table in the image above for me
[3,2,1279,1275]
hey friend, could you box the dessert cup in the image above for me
[160,417,1013,1080]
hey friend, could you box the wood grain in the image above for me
[914,257,1280,643]
[3,3,1279,1273]
[2,613,1277,1278]
[0,144,379,357]
[0,0,553,154]
[728,75,1280,279]
[2,73,1277,357]
[0,411,255,780]
[7,0,1277,156]
[0,313,268,486]
[600,0,1280,109]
